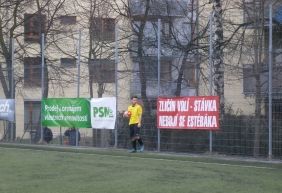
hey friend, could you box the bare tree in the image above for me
[75,0,116,99]
[217,0,278,156]
[75,0,116,147]
[0,0,23,98]
[112,0,152,119]
[211,0,224,115]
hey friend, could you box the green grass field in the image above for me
[0,144,282,193]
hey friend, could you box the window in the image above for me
[162,21,172,39]
[24,57,42,87]
[243,1,256,25]
[61,58,76,68]
[265,26,282,67]
[161,60,172,81]
[183,61,196,87]
[24,100,41,132]
[243,65,267,95]
[89,59,115,83]
[243,64,282,95]
[143,57,172,81]
[150,0,167,16]
[60,15,76,25]
[167,0,188,17]
[92,17,115,41]
[129,0,188,18]
[24,13,46,43]
[268,99,282,120]
[0,63,7,80]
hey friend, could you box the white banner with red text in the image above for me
[157,96,219,130]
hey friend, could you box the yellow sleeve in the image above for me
[138,105,142,117]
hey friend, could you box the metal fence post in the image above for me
[76,29,82,147]
[115,23,119,148]
[157,19,161,152]
[10,38,15,141]
[268,3,273,159]
[41,33,45,143]
[209,14,214,153]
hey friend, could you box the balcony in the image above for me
[130,79,196,98]
[243,64,282,97]
[129,0,189,20]
[243,1,282,28]
[130,56,197,98]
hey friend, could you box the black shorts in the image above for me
[129,124,140,138]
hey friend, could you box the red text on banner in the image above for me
[157,96,219,130]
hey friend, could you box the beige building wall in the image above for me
[0,0,132,140]
[2,0,264,140]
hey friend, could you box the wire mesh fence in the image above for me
[1,96,282,158]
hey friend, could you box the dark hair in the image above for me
[131,95,138,99]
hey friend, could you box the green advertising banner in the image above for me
[42,98,91,128]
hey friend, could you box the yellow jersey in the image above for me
[127,104,142,125]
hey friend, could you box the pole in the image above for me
[209,13,213,153]
[11,38,14,100]
[77,29,82,98]
[10,38,15,140]
[60,126,62,145]
[76,29,82,147]
[157,19,161,152]
[41,33,45,142]
[114,23,119,148]
[195,0,200,96]
[268,3,273,159]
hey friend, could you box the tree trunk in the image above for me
[88,24,94,98]
[135,0,152,141]
[137,34,152,138]
[175,52,189,96]
[212,0,224,116]
[253,0,264,157]
[253,75,262,157]
[0,17,11,98]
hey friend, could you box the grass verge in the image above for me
[0,143,282,193]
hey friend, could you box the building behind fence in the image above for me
[0,0,282,158]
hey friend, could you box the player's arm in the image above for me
[123,106,130,118]
[137,106,142,127]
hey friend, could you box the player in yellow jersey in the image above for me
[123,96,144,153]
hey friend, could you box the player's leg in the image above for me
[129,124,137,152]
[135,125,144,152]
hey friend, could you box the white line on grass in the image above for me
[0,146,278,170]
[94,153,277,170]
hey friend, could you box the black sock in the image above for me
[138,138,143,146]
[132,140,137,150]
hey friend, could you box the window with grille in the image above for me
[89,59,115,83]
[183,61,196,87]
[243,1,260,25]
[92,17,115,41]
[61,58,76,68]
[162,21,172,40]
[129,0,188,18]
[142,57,172,81]
[60,15,76,25]
[265,26,282,67]
[24,57,42,87]
[24,13,46,43]
[24,100,41,132]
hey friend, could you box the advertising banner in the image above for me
[0,99,15,122]
[90,97,116,129]
[42,98,91,128]
[157,96,219,130]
